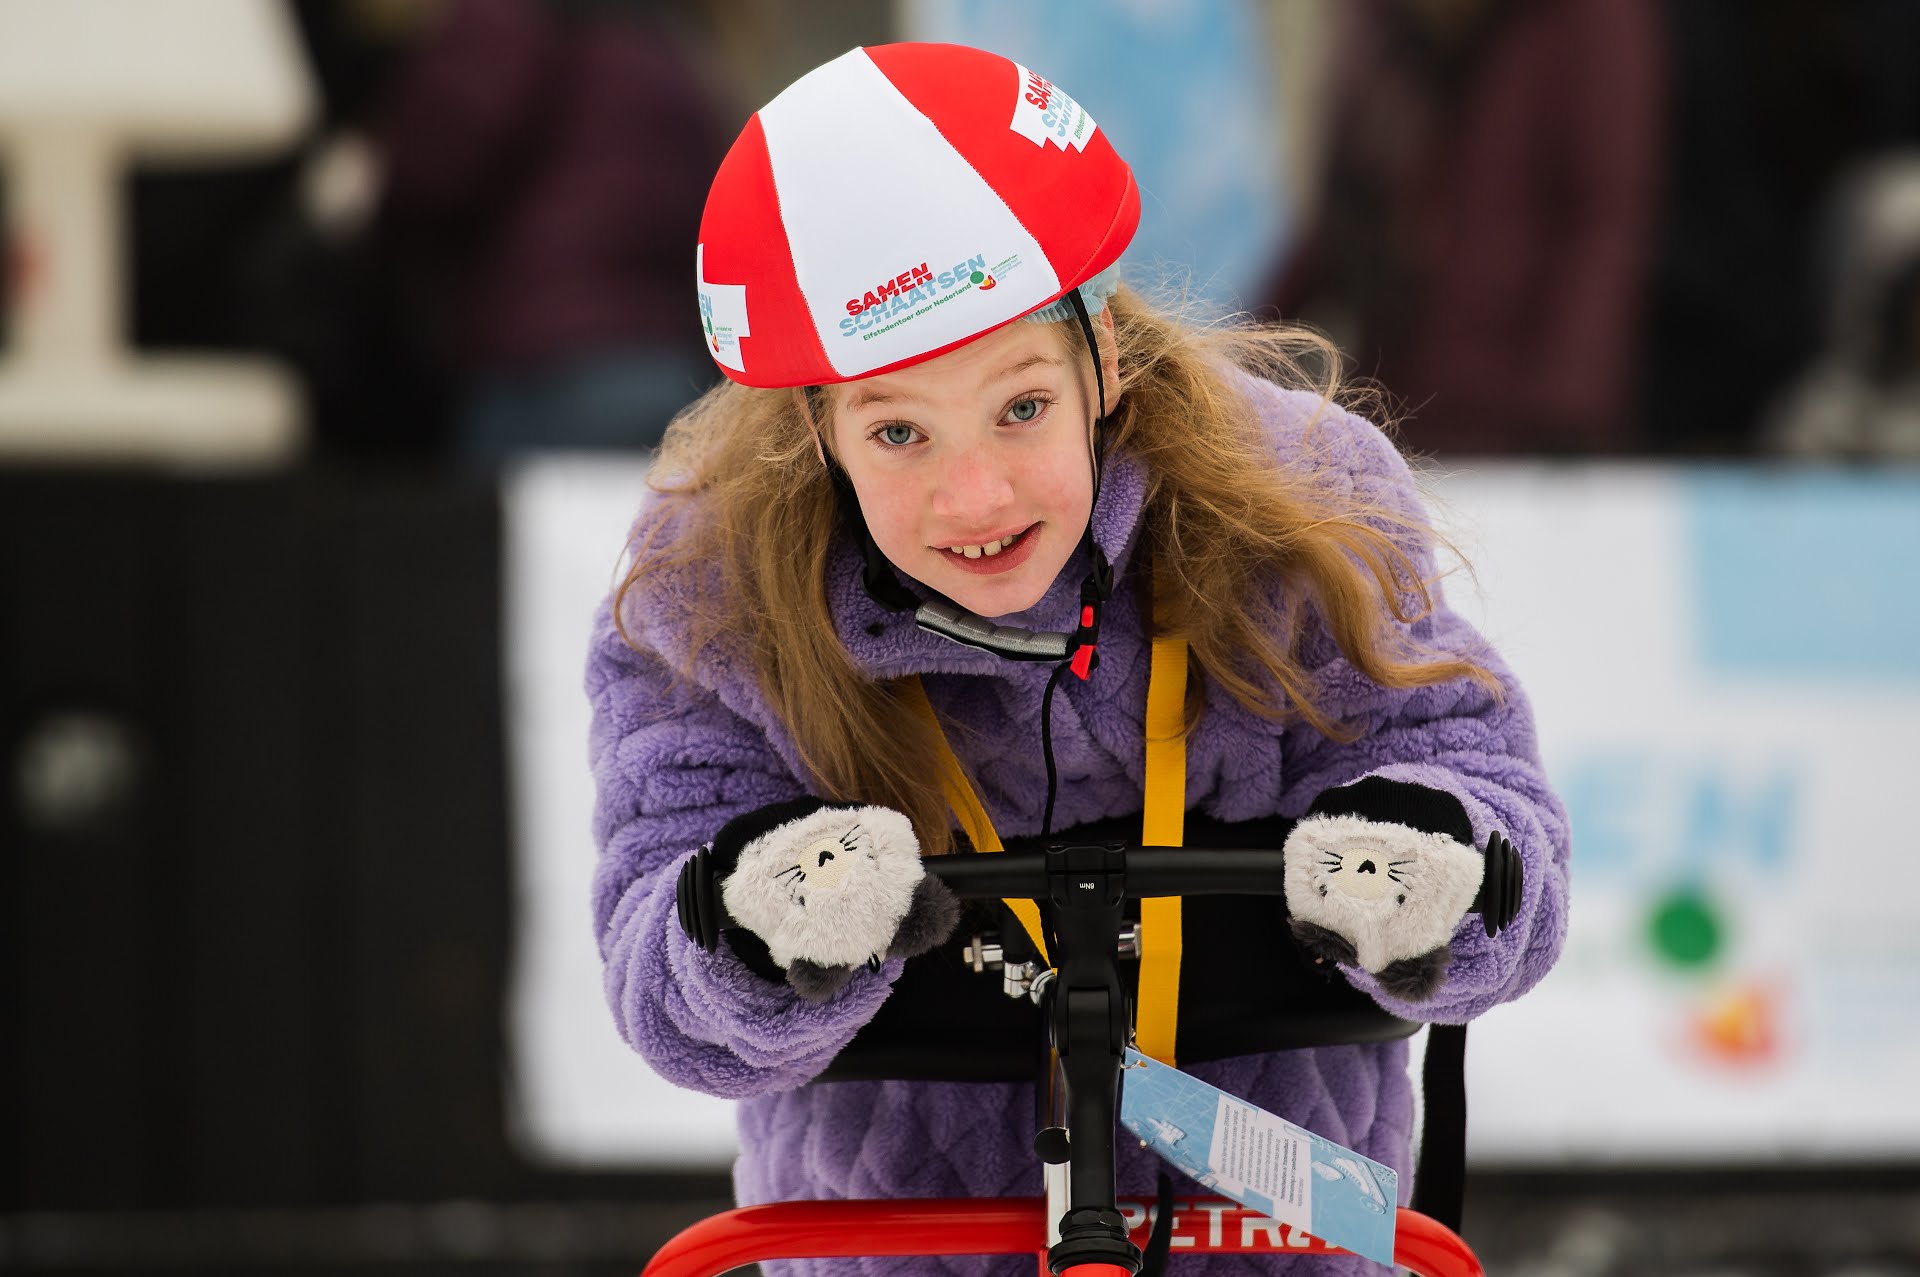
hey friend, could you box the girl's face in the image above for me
[829,316,1116,618]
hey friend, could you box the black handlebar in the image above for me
[923,844,1289,900]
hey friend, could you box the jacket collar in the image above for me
[828,450,1151,681]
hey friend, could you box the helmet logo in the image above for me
[836,252,1024,342]
[1009,63,1096,152]
[846,262,935,317]
[697,244,752,372]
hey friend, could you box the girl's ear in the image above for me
[1095,308,1123,413]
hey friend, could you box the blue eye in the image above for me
[881,423,917,446]
[1008,398,1041,422]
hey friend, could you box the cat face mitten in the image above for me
[1283,776,1521,1000]
[676,796,960,1002]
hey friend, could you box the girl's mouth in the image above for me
[935,524,1039,576]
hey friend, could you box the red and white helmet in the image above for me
[695,43,1140,389]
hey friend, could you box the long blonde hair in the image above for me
[618,288,1490,853]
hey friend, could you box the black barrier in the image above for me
[0,469,514,1210]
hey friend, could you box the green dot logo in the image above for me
[969,270,985,285]
[1648,886,1723,969]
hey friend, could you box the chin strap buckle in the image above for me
[1067,550,1112,681]
[1068,607,1099,680]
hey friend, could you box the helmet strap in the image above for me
[822,462,924,614]
[1061,287,1113,681]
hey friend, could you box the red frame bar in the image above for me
[642,1196,1483,1276]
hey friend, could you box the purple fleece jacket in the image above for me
[588,376,1570,1274]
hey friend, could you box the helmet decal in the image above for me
[696,245,752,374]
[1008,63,1096,152]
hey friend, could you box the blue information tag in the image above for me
[1119,1048,1398,1266]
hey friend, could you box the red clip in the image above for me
[1069,643,1096,680]
[1079,604,1095,628]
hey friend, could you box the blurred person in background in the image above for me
[1263,0,1667,456]
[119,0,453,459]
[374,0,727,464]
[1638,1,1920,455]
[1763,152,1920,458]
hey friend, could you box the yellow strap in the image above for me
[899,678,1051,964]
[902,579,1188,1065]
[1136,592,1188,1065]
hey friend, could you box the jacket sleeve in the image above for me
[586,598,902,1098]
[1273,404,1572,1024]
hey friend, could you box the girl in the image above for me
[591,43,1569,1275]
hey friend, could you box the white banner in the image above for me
[500,456,737,1166]
[1435,465,1920,1163]
[503,458,1920,1167]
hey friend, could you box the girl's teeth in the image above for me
[949,533,1022,557]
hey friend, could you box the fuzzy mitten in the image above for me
[1283,776,1517,1001]
[692,796,960,1002]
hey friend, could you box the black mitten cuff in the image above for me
[1307,776,1472,845]
[721,926,788,984]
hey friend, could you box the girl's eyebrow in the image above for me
[991,352,1066,381]
[842,352,1066,412]
[842,385,906,411]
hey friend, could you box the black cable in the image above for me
[1139,1171,1177,1276]
[1412,1022,1470,1233]
[1039,658,1073,838]
[1040,288,1118,840]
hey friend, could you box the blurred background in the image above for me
[3,0,1919,1273]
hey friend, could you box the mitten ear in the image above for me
[787,959,859,1002]
[1289,919,1358,968]
[887,875,960,959]
[1375,946,1451,1001]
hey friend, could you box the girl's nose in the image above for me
[930,442,1015,523]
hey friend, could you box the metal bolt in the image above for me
[963,933,1004,972]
